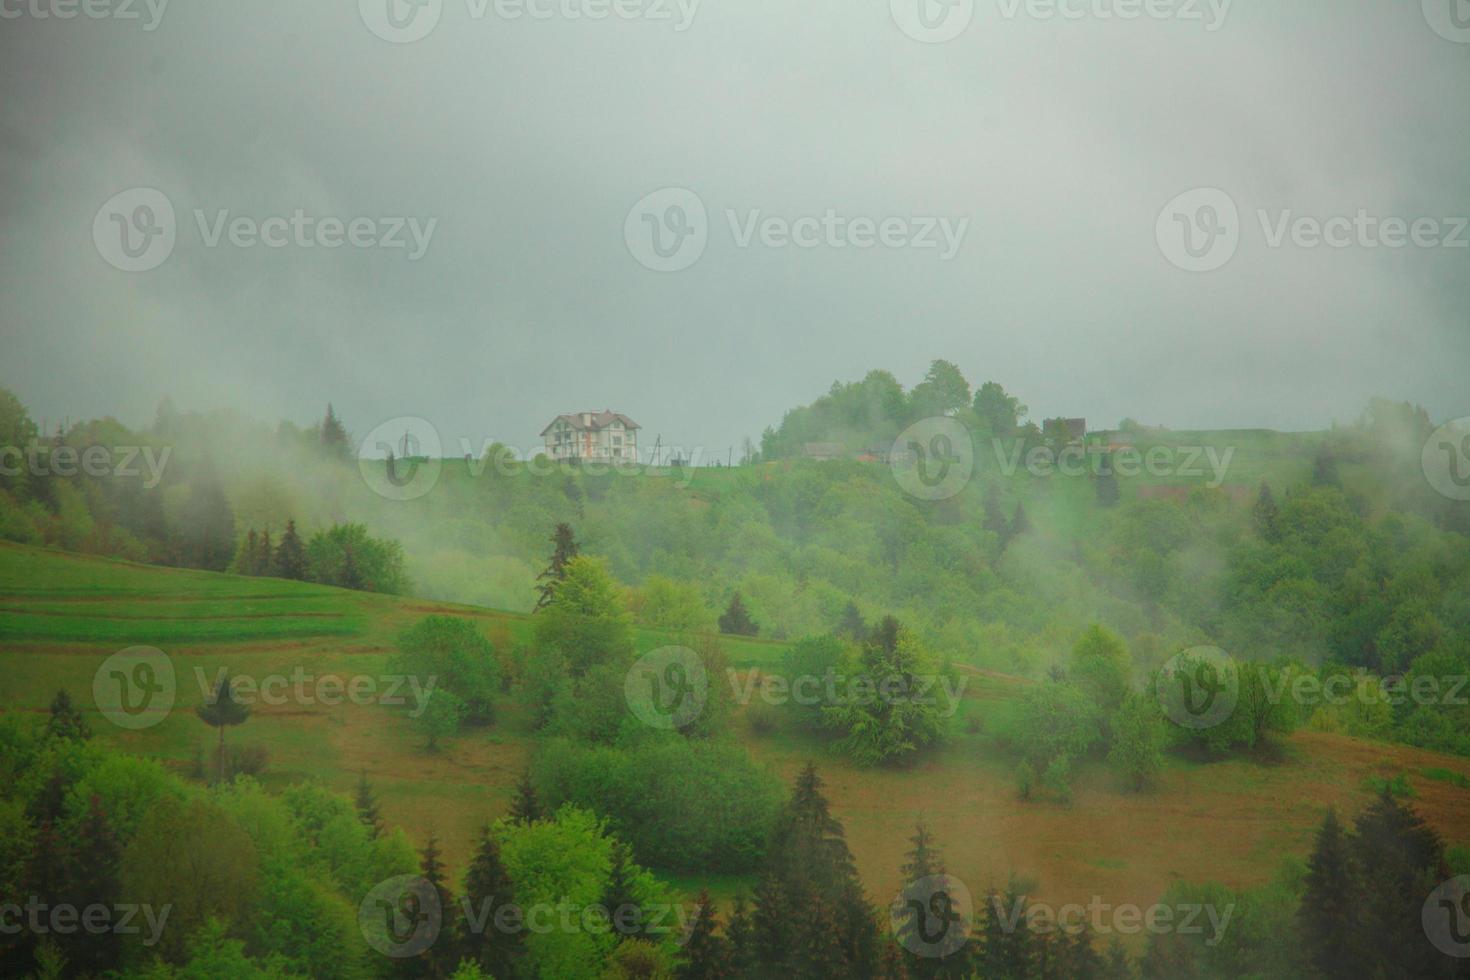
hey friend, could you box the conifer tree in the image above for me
[533,523,580,611]
[726,893,758,980]
[414,834,457,979]
[274,519,307,580]
[254,527,273,576]
[321,403,351,461]
[1299,808,1361,979]
[195,672,250,783]
[64,795,122,975]
[603,839,646,942]
[980,877,1035,980]
[751,763,879,978]
[1252,482,1281,541]
[894,821,970,979]
[509,769,541,825]
[458,825,522,980]
[677,889,729,980]
[719,592,758,637]
[355,770,383,839]
[45,690,91,742]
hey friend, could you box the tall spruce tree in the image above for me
[752,763,879,979]
[64,795,122,975]
[719,593,758,637]
[509,768,541,825]
[726,893,759,980]
[354,770,383,839]
[413,834,456,980]
[1299,808,1363,978]
[254,527,273,576]
[274,520,307,579]
[603,839,646,942]
[678,889,729,980]
[894,821,970,979]
[458,826,522,980]
[321,403,351,461]
[533,523,580,611]
[1252,482,1281,542]
[195,672,250,783]
[45,690,91,742]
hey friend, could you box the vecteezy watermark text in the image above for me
[93,188,436,272]
[624,188,969,272]
[0,443,170,488]
[0,899,171,948]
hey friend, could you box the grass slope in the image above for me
[3,539,1468,921]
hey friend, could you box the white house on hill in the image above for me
[540,410,641,462]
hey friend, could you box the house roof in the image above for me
[539,410,641,436]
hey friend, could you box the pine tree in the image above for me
[894,821,970,978]
[1299,808,1361,979]
[1252,482,1281,542]
[678,890,729,980]
[240,529,259,574]
[980,878,1035,980]
[458,826,523,980]
[355,770,383,839]
[752,763,879,978]
[603,839,646,942]
[1103,937,1133,979]
[718,592,758,637]
[1351,791,1447,977]
[274,520,307,580]
[195,672,250,783]
[533,523,580,611]
[726,893,759,980]
[254,527,273,576]
[415,834,457,979]
[64,795,122,975]
[45,689,91,741]
[509,769,541,825]
[321,403,351,461]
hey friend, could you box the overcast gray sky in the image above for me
[2,0,1467,456]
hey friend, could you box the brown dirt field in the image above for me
[747,729,1470,915]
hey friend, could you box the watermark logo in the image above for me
[1423,0,1470,43]
[93,189,436,270]
[891,417,974,500]
[0,443,170,487]
[891,0,974,43]
[93,188,176,272]
[892,874,973,958]
[1423,875,1470,958]
[625,187,708,272]
[92,646,175,730]
[1156,188,1239,272]
[1156,645,1238,730]
[624,645,707,729]
[359,416,444,501]
[360,875,442,958]
[360,0,443,42]
[0,0,169,30]
[191,667,437,716]
[1422,417,1470,502]
[0,899,171,947]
